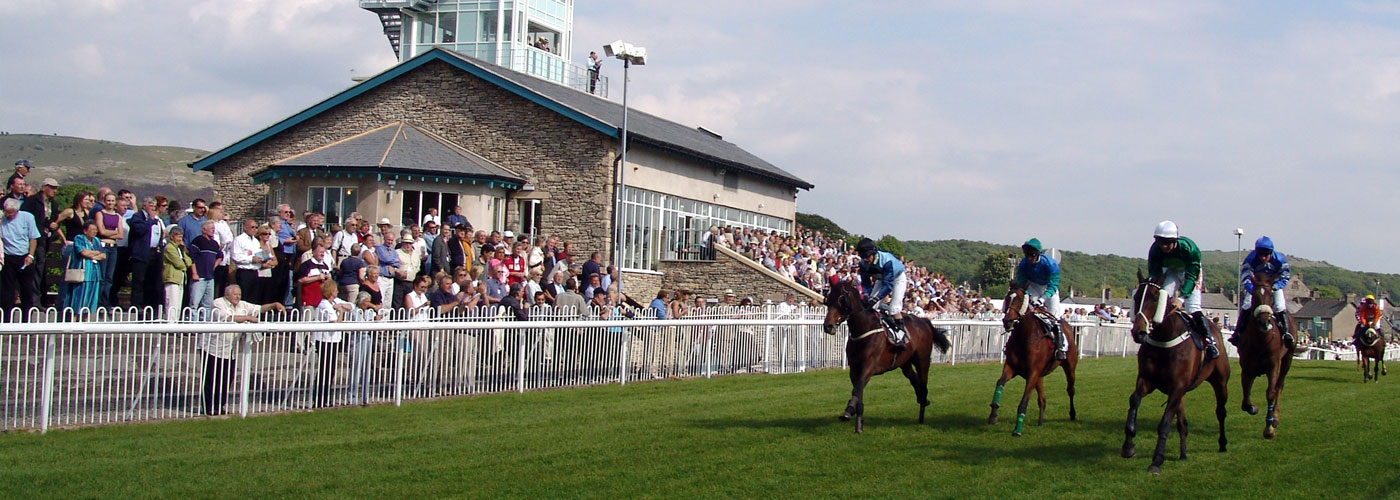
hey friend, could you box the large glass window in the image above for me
[517,199,542,242]
[617,186,791,271]
[307,186,357,226]
[417,13,437,44]
[402,190,459,228]
[479,11,497,42]
[438,12,457,43]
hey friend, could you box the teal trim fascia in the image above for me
[191,48,617,172]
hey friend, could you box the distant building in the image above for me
[1291,299,1357,341]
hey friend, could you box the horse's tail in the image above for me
[919,318,953,354]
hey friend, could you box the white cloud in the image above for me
[167,93,283,129]
[67,43,105,77]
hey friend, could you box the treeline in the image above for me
[796,214,1396,302]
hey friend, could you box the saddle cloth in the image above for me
[1031,311,1058,338]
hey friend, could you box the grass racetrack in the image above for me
[0,357,1396,499]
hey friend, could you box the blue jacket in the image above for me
[1240,238,1289,292]
[859,251,904,301]
[127,210,160,263]
[1015,254,1060,298]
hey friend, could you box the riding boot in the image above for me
[1191,311,1219,360]
[889,317,908,350]
[1274,312,1294,346]
[1051,323,1067,360]
[1228,313,1244,346]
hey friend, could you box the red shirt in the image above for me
[504,255,526,286]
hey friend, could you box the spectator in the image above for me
[275,204,297,304]
[484,266,509,305]
[7,159,30,191]
[20,178,59,305]
[296,236,334,309]
[542,270,565,305]
[346,290,383,406]
[360,266,384,311]
[161,226,192,321]
[90,186,112,215]
[332,220,359,262]
[393,232,420,310]
[254,224,280,305]
[203,284,283,415]
[93,192,122,308]
[504,241,527,286]
[4,175,26,204]
[176,198,207,247]
[296,212,327,258]
[337,243,367,302]
[128,197,168,310]
[1,198,41,317]
[54,190,95,311]
[209,202,235,296]
[650,290,669,319]
[427,221,448,278]
[374,232,401,310]
[421,207,440,227]
[312,280,351,408]
[499,283,529,321]
[63,219,105,316]
[443,205,468,230]
[580,252,602,290]
[447,224,472,278]
[189,221,222,316]
[555,277,587,316]
[231,218,263,300]
[107,194,134,309]
[404,275,433,320]
[428,273,462,316]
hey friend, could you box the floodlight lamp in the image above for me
[603,40,627,58]
[1233,228,1244,236]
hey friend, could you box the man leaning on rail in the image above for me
[200,284,285,416]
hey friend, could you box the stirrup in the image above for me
[1204,344,1219,360]
[1054,349,1067,361]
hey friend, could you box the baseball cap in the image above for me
[15,159,31,168]
[41,178,59,188]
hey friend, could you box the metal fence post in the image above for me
[40,334,56,434]
[239,334,252,418]
[516,330,527,393]
[764,306,773,374]
[394,331,405,407]
[950,331,958,366]
[704,328,713,379]
[618,329,629,386]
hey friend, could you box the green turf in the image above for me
[0,357,1395,499]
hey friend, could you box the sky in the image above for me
[3,0,1399,273]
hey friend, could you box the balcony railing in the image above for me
[509,45,608,98]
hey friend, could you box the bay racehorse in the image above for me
[1355,325,1387,383]
[822,280,952,433]
[1236,272,1294,439]
[987,282,1078,436]
[1121,271,1229,475]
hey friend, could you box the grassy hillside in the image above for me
[1,134,212,204]
[802,217,1397,303]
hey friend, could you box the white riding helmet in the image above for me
[1153,220,1179,239]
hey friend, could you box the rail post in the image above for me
[239,334,252,418]
[619,329,629,386]
[394,331,405,407]
[517,329,527,393]
[40,334,56,434]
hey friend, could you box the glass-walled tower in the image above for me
[360,0,605,96]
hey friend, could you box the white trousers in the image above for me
[1025,283,1062,318]
[1160,268,1203,315]
[1239,288,1286,313]
[873,272,908,317]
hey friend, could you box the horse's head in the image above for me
[823,280,858,335]
[1002,280,1028,331]
[1248,271,1278,332]
[1130,269,1168,338]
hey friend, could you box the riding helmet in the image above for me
[1254,236,1274,252]
[1021,238,1042,255]
[1153,220,1178,240]
[856,238,877,258]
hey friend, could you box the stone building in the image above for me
[189,48,814,301]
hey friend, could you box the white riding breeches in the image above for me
[1238,288,1286,314]
[1025,283,1062,318]
[1160,268,1203,315]
[873,272,908,317]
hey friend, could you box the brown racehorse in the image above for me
[1121,271,1230,475]
[1236,273,1295,439]
[987,282,1078,436]
[1355,325,1388,383]
[822,280,952,433]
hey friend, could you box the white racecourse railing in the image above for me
[0,306,1138,433]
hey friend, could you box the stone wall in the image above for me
[207,60,616,256]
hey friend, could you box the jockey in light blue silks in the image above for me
[856,238,908,348]
[1231,235,1293,346]
[1015,238,1068,360]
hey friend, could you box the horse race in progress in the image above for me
[3,2,1399,498]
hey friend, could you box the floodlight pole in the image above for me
[612,57,631,296]
[1234,228,1244,307]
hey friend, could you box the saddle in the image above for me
[1030,311,1058,339]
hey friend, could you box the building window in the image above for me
[401,190,459,228]
[517,199,542,242]
[617,186,791,271]
[307,186,357,226]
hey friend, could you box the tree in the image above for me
[976,251,1015,297]
[54,183,97,208]
[794,212,850,242]
[1313,285,1342,299]
[875,235,904,258]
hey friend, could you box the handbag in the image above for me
[64,251,85,283]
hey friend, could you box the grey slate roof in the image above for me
[1292,299,1349,319]
[436,50,814,190]
[257,121,523,183]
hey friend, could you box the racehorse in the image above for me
[987,282,1078,436]
[1355,325,1387,383]
[1236,272,1294,439]
[822,280,952,433]
[1121,271,1230,475]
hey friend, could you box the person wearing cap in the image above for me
[20,178,60,303]
[377,217,393,236]
[1147,220,1219,359]
[1232,236,1293,346]
[373,232,401,310]
[392,230,420,310]
[1015,238,1068,360]
[8,160,30,191]
[1355,295,1383,344]
[855,237,909,348]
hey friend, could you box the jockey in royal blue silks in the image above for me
[1231,235,1294,346]
[856,238,908,348]
[1015,238,1069,360]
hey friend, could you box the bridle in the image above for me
[1133,280,1166,330]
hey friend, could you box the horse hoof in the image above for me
[988,414,998,425]
[1121,445,1136,459]
[1012,430,1022,437]
[1264,426,1276,439]
[1244,405,1258,415]
[1147,465,1162,475]
[838,413,851,422]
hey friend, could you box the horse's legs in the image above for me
[1121,377,1152,459]
[1013,371,1041,437]
[1175,401,1189,461]
[1148,388,1184,474]
[988,363,1013,425]
[1212,374,1229,453]
[900,363,928,424]
[1064,356,1077,421]
[1239,368,1258,415]
[840,368,862,421]
[1263,363,1280,439]
[1362,355,1372,382]
[1035,376,1047,426]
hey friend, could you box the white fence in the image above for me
[0,306,1137,433]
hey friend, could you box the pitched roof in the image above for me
[193,48,813,190]
[252,121,523,184]
[1292,298,1349,319]
[1199,292,1237,310]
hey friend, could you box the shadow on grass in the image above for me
[918,440,1117,466]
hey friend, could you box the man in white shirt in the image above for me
[202,284,283,415]
[231,218,264,301]
[209,202,235,294]
[421,207,439,227]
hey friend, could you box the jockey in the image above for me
[1014,238,1067,360]
[1231,236,1293,346]
[1354,295,1383,342]
[856,238,908,348]
[1147,220,1219,360]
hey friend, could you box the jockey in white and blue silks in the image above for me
[855,238,908,348]
[1231,235,1293,345]
[1015,238,1068,360]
